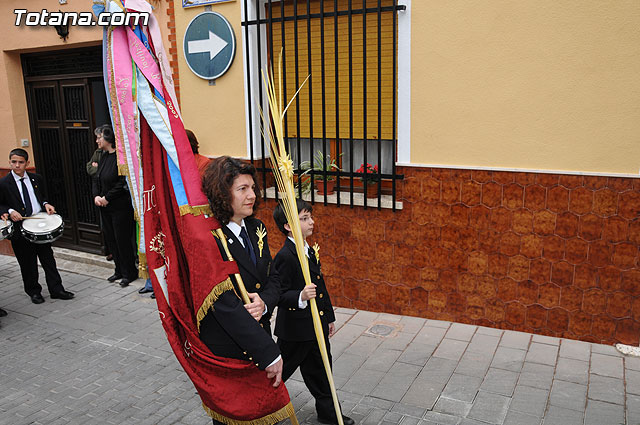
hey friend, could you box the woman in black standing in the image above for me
[92,125,138,287]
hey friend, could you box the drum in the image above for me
[0,219,13,240]
[20,212,64,244]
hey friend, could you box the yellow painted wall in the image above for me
[175,2,247,158]
[412,0,640,175]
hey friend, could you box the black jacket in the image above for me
[92,151,131,210]
[274,238,335,342]
[0,172,48,223]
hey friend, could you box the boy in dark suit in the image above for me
[273,199,353,425]
[0,148,74,304]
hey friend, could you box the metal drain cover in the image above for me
[364,322,401,338]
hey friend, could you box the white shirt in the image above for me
[287,236,311,309]
[9,171,42,216]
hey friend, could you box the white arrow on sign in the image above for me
[187,31,228,60]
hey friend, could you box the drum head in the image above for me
[22,213,63,234]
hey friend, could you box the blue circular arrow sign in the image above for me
[183,12,235,80]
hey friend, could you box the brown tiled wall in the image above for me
[255,166,640,345]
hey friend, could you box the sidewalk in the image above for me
[0,253,638,425]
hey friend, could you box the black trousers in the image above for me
[100,205,137,280]
[279,338,336,419]
[10,232,64,297]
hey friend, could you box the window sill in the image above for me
[264,186,403,210]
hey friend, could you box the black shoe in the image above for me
[119,278,134,287]
[138,287,153,294]
[150,293,155,299]
[106,254,113,261]
[107,273,122,282]
[50,290,74,300]
[30,294,45,304]
[318,416,354,425]
[0,307,7,317]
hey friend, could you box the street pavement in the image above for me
[0,253,639,425]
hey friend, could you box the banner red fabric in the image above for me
[140,119,292,423]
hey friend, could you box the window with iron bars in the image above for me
[241,0,405,209]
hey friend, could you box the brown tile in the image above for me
[607,177,634,192]
[537,174,560,187]
[333,220,352,238]
[618,191,640,220]
[401,266,421,287]
[432,168,453,180]
[400,222,428,248]
[565,238,589,264]
[491,207,513,232]
[477,275,497,298]
[395,243,419,267]
[366,219,386,242]
[500,232,521,256]
[376,282,393,305]
[622,270,640,296]
[458,273,477,294]
[410,287,429,311]
[525,185,547,211]
[569,187,594,215]
[534,210,556,235]
[482,182,502,208]
[518,280,539,304]
[432,202,451,226]
[504,183,524,210]
[538,283,561,307]
[508,255,530,281]
[574,264,597,289]
[442,180,461,204]
[547,186,570,212]
[588,241,612,268]
[451,169,472,181]
[583,289,607,315]
[555,212,579,238]
[418,225,442,248]
[615,318,640,346]
[607,292,631,318]
[447,292,467,314]
[419,267,439,290]
[551,261,574,287]
[592,315,616,341]
[559,175,584,189]
[603,217,629,243]
[343,278,360,301]
[530,258,552,285]
[543,235,565,262]
[521,234,543,258]
[598,266,622,292]
[468,251,489,275]
[358,280,377,303]
[368,263,388,285]
[526,304,548,329]
[428,247,450,269]
[343,237,361,258]
[579,214,603,241]
[450,249,469,272]
[428,290,447,312]
[423,178,442,203]
[392,285,412,310]
[583,175,608,190]
[568,311,593,336]
[479,228,501,254]
[505,301,527,325]
[402,176,422,202]
[472,170,493,183]
[467,303,485,320]
[470,205,492,229]
[497,277,518,301]
[461,181,482,206]
[440,270,457,293]
[560,286,583,311]
[489,253,509,277]
[450,204,470,227]
[486,299,506,322]
[493,171,516,185]
[634,297,640,321]
[350,216,370,239]
[411,200,434,226]
[512,209,534,235]
[593,189,618,217]
[548,307,570,333]
[515,172,537,185]
[630,220,640,245]
[612,243,638,269]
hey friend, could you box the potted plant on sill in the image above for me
[301,150,342,195]
[356,162,380,198]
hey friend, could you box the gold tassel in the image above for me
[196,278,235,331]
[202,401,297,425]
[117,163,129,176]
[178,204,213,217]
[137,253,149,278]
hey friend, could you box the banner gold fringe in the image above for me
[178,204,213,217]
[196,278,234,331]
[118,163,129,176]
[137,253,149,278]
[202,401,297,425]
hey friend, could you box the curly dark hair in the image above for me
[202,156,261,224]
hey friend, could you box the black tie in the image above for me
[239,227,257,265]
[20,178,33,217]
[308,246,315,262]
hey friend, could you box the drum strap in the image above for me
[20,178,33,217]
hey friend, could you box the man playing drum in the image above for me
[0,148,74,304]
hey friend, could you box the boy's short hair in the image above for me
[273,198,313,235]
[9,148,29,161]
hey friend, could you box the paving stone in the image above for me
[543,405,584,425]
[416,357,458,384]
[390,403,426,418]
[416,326,448,346]
[342,368,386,395]
[626,355,640,372]
[396,342,436,367]
[583,399,625,425]
[466,333,500,355]
[467,391,510,424]
[554,357,588,385]
[549,380,587,412]
[491,346,526,372]
[558,339,590,362]
[445,323,477,342]
[590,343,623,357]
[588,374,625,404]
[590,352,624,379]
[517,363,555,390]
[433,397,472,417]
[422,411,460,425]
[500,331,531,350]
[401,379,445,409]
[441,373,483,403]
[455,350,493,378]
[480,368,519,396]
[398,316,427,335]
[524,342,558,366]
[509,386,548,417]
[503,410,541,425]
[531,334,559,346]
[432,339,468,361]
[370,363,422,402]
[475,326,504,337]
